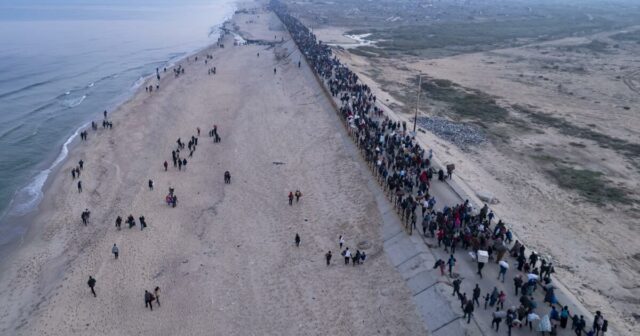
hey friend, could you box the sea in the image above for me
[0,0,236,246]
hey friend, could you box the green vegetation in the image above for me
[348,17,617,55]
[513,105,640,166]
[417,78,509,124]
[545,166,632,205]
[558,40,610,53]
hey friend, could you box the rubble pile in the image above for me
[417,116,486,149]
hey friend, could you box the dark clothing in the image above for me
[88,278,96,297]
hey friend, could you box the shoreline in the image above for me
[0,3,427,335]
[0,10,238,257]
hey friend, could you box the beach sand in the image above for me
[0,4,425,336]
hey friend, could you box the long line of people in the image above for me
[270,1,608,335]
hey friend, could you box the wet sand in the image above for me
[0,4,425,336]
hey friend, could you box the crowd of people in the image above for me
[74,60,213,312]
[270,0,608,335]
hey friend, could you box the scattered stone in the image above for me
[417,117,486,149]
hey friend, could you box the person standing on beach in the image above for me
[294,190,302,202]
[148,179,154,190]
[224,171,231,184]
[78,160,84,170]
[295,233,300,247]
[164,161,168,171]
[325,251,332,265]
[154,287,161,307]
[127,214,135,229]
[72,169,76,179]
[288,192,294,205]
[343,248,351,264]
[144,290,154,311]
[87,276,97,297]
[339,235,344,249]
[81,209,90,225]
[115,216,122,230]
[103,110,107,119]
[77,180,82,193]
[112,244,119,259]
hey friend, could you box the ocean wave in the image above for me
[87,82,94,88]
[62,95,87,108]
[132,76,145,89]
[8,123,87,216]
[0,77,59,100]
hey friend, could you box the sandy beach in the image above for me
[0,3,425,335]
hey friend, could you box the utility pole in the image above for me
[413,74,422,134]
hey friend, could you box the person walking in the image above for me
[87,276,97,297]
[498,260,508,282]
[115,216,122,230]
[148,180,153,190]
[477,261,485,278]
[164,161,168,171]
[492,307,506,331]
[463,300,474,324]
[288,192,294,205]
[559,306,570,329]
[472,284,481,307]
[343,248,351,264]
[452,278,462,297]
[593,311,605,336]
[294,190,302,202]
[447,254,456,277]
[154,287,161,307]
[295,233,300,247]
[112,244,119,259]
[489,287,499,307]
[339,235,344,249]
[77,180,82,193]
[498,290,506,309]
[139,216,147,231]
[575,315,586,336]
[514,274,523,295]
[325,251,332,265]
[144,290,154,310]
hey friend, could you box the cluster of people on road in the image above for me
[271,1,609,334]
